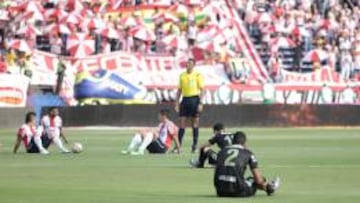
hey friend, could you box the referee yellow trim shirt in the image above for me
[178,71,204,97]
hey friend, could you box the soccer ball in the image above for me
[72,142,83,153]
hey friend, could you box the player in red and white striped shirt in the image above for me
[13,112,50,154]
[122,109,181,155]
[37,107,70,153]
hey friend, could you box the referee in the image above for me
[175,58,204,153]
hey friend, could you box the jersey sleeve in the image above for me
[248,152,259,169]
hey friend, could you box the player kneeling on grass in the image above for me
[122,109,181,155]
[190,123,232,168]
[214,131,280,197]
[13,112,50,154]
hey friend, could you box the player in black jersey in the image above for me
[190,123,233,168]
[214,131,280,197]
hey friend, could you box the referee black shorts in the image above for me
[179,96,200,118]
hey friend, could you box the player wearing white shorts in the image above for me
[13,112,50,154]
[122,109,181,155]
[38,107,70,153]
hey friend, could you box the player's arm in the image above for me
[13,132,22,154]
[175,87,182,112]
[175,74,183,112]
[251,168,267,189]
[197,73,205,112]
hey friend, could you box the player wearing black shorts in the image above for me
[214,131,280,197]
[190,123,232,168]
[13,112,51,154]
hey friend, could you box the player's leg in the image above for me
[51,129,70,153]
[33,135,49,154]
[190,96,201,153]
[122,133,143,154]
[178,98,190,146]
[191,116,200,153]
[247,176,281,196]
[135,132,154,154]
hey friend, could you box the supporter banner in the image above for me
[30,51,359,105]
[0,74,30,107]
[280,67,342,83]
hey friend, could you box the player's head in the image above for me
[186,58,195,71]
[49,107,59,117]
[158,109,170,122]
[213,122,224,134]
[232,131,247,146]
[25,112,36,124]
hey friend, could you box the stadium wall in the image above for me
[1,105,359,128]
[43,104,360,127]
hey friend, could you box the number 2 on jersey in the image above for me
[224,149,239,167]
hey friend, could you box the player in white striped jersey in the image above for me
[13,112,50,154]
[122,109,181,155]
[38,107,70,153]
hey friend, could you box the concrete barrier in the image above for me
[43,104,360,127]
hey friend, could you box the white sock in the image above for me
[53,135,69,153]
[138,132,154,152]
[33,136,49,154]
[127,133,142,151]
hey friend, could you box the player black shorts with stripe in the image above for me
[26,136,52,153]
[147,139,167,154]
[179,96,200,118]
[216,177,257,198]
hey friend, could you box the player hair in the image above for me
[213,123,224,132]
[188,58,195,64]
[159,109,170,117]
[48,107,58,113]
[25,112,36,123]
[232,131,247,145]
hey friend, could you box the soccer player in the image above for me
[190,123,232,168]
[13,112,50,154]
[214,131,280,197]
[38,107,70,153]
[122,109,181,155]
[175,58,204,153]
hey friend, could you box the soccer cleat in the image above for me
[266,177,281,196]
[189,158,201,168]
[40,150,50,155]
[121,150,130,154]
[130,150,144,155]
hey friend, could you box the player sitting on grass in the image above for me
[122,109,181,155]
[214,131,280,197]
[37,107,70,153]
[190,122,233,168]
[13,112,50,154]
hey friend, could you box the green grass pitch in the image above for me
[0,127,360,203]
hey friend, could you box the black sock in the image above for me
[178,128,185,146]
[192,127,199,150]
[198,147,207,167]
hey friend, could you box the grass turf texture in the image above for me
[0,128,360,203]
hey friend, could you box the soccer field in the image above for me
[0,128,360,203]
